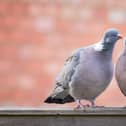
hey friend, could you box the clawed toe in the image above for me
[74,105,81,110]
[74,104,90,110]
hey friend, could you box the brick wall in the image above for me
[0,0,126,107]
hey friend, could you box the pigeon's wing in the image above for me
[56,49,81,89]
[44,49,82,104]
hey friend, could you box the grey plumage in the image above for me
[44,50,81,104]
[115,39,126,96]
[44,28,122,107]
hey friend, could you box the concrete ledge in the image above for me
[0,107,126,126]
[0,107,126,116]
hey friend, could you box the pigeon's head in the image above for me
[95,28,122,52]
[102,28,122,50]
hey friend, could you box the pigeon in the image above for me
[115,38,126,96]
[44,28,122,109]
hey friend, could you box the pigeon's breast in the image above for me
[116,54,126,96]
[73,50,113,84]
[69,49,113,100]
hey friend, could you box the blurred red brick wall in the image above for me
[0,0,126,107]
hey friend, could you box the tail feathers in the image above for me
[44,94,75,104]
[63,95,75,103]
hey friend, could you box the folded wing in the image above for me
[44,49,81,104]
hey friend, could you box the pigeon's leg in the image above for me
[91,100,95,107]
[74,100,89,110]
[75,100,83,109]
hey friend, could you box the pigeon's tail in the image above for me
[44,94,75,104]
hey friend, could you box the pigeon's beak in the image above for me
[117,34,123,39]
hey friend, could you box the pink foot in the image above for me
[74,104,90,110]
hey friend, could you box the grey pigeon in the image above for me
[115,39,126,96]
[44,28,122,109]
